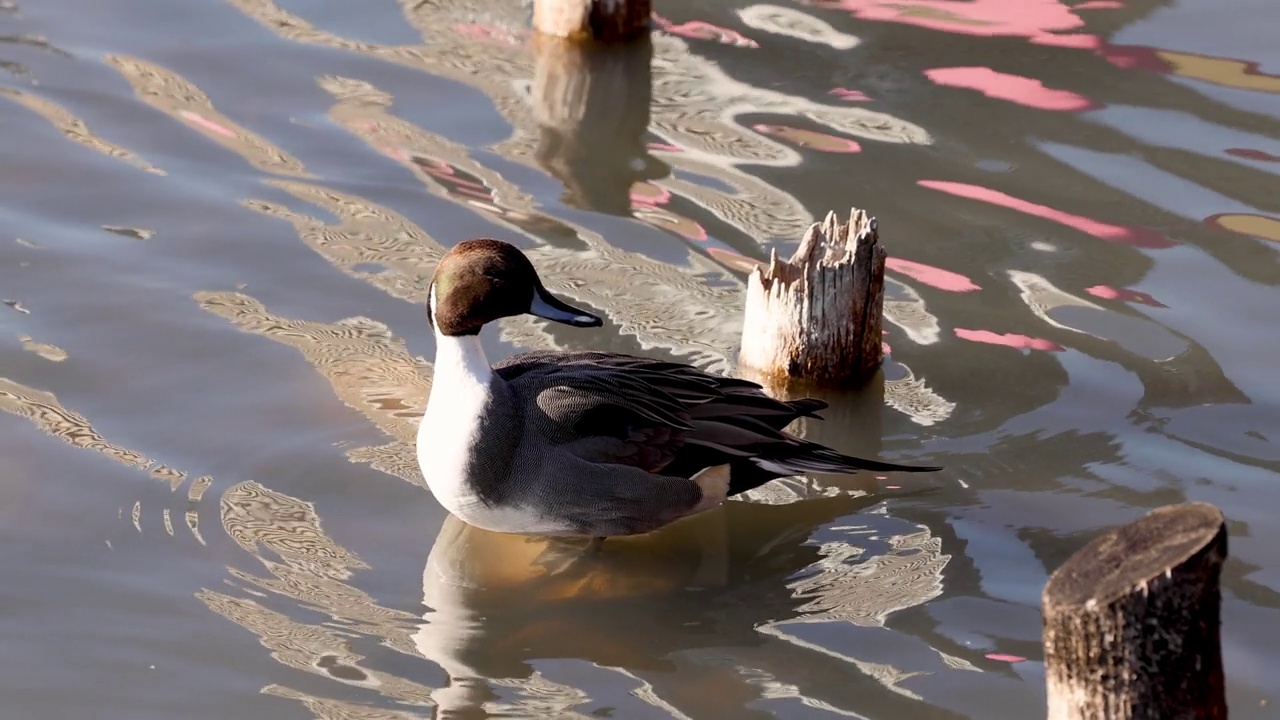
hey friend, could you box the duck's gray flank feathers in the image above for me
[460,373,704,536]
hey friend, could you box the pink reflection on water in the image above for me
[180,111,236,139]
[1226,148,1280,162]
[1095,44,1172,72]
[806,0,1091,44]
[652,13,759,47]
[885,257,981,292]
[1086,285,1168,308]
[1030,33,1101,49]
[707,246,762,273]
[803,0,1265,94]
[630,181,709,242]
[630,181,673,208]
[986,653,1028,663]
[830,88,873,102]
[955,328,1064,352]
[918,180,1176,249]
[924,67,1097,111]
[634,206,709,241]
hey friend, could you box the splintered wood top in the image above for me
[1043,501,1226,609]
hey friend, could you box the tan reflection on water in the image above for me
[316,76,745,368]
[207,479,604,717]
[885,279,942,346]
[198,590,434,705]
[104,54,308,178]
[245,179,443,304]
[202,481,436,707]
[17,335,67,362]
[249,162,742,370]
[195,291,427,485]
[790,528,948,625]
[218,482,423,656]
[0,86,165,175]
[221,480,367,579]
[1154,48,1280,94]
[317,74,544,240]
[226,0,931,245]
[261,685,421,720]
[737,4,861,50]
[884,365,957,427]
[416,505,950,717]
[1,376,153,471]
[0,375,212,540]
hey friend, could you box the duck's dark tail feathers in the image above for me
[784,398,828,418]
[752,445,942,476]
[726,442,941,496]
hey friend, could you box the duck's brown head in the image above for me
[428,238,603,337]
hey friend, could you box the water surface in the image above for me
[2,0,1278,717]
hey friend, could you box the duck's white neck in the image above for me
[418,319,496,516]
[431,332,493,390]
[426,284,493,392]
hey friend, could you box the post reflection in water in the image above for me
[531,34,666,216]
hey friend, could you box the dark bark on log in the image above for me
[1042,502,1228,720]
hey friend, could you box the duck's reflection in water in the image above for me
[414,492,956,719]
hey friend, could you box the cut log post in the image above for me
[531,33,660,214]
[738,209,887,387]
[533,0,652,43]
[1042,502,1228,720]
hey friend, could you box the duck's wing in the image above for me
[495,351,776,473]
[494,352,939,485]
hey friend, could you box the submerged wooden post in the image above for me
[533,0,652,43]
[1042,502,1228,720]
[739,209,886,386]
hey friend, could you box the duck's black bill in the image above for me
[529,286,603,328]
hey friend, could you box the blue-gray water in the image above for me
[1,0,1278,717]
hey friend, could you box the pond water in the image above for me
[2,0,1278,717]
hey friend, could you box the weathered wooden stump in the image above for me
[531,33,660,214]
[739,209,887,387]
[533,0,652,43]
[1042,502,1228,720]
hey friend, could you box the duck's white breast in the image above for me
[417,331,572,534]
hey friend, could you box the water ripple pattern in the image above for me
[1,0,1278,718]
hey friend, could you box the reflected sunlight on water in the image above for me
[1,0,1279,717]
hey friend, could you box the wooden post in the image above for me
[532,0,652,43]
[738,209,887,386]
[531,33,660,214]
[1042,502,1228,720]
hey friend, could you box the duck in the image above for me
[417,238,940,540]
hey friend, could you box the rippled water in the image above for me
[2,0,1278,717]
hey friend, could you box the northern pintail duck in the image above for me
[417,238,940,539]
